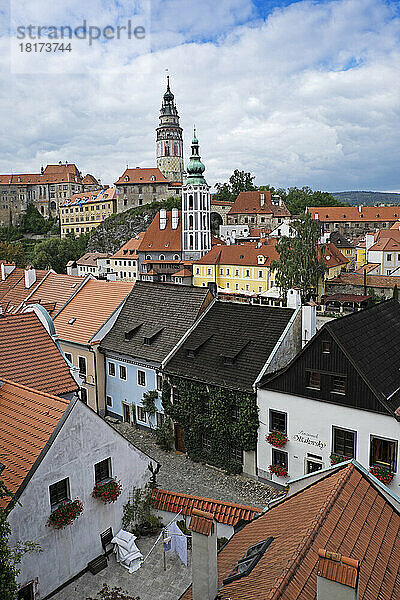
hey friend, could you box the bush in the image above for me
[156,419,174,452]
[122,482,162,537]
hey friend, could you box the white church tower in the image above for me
[182,128,211,260]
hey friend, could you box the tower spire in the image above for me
[156,74,184,183]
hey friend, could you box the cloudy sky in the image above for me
[1,0,399,192]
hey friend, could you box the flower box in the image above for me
[330,453,350,465]
[266,431,288,448]
[47,499,83,529]
[268,464,288,478]
[92,479,122,503]
[369,465,393,486]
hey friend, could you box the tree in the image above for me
[19,205,56,236]
[284,186,347,215]
[31,233,89,273]
[271,212,327,299]
[0,241,26,267]
[214,170,256,202]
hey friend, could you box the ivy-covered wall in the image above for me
[162,378,259,474]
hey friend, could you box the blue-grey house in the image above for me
[99,281,213,428]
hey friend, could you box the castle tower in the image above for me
[182,128,211,260]
[156,76,184,183]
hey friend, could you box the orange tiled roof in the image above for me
[317,549,359,588]
[355,263,380,274]
[189,508,214,536]
[60,186,116,207]
[111,233,146,259]
[171,268,192,277]
[138,210,182,253]
[211,199,233,206]
[228,191,290,217]
[0,163,83,186]
[22,272,84,315]
[115,167,168,185]
[53,279,133,344]
[321,242,349,268]
[82,173,99,185]
[182,463,400,600]
[76,252,110,267]
[0,380,70,506]
[0,312,78,395]
[195,239,279,266]
[152,489,261,526]
[308,206,400,222]
[0,268,49,314]
[369,235,400,252]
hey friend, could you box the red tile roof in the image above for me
[329,272,400,289]
[308,206,400,222]
[182,463,400,600]
[322,242,349,268]
[355,263,380,274]
[189,508,214,536]
[0,380,70,506]
[115,167,169,185]
[211,200,233,206]
[54,279,134,344]
[60,187,116,207]
[82,173,99,185]
[195,239,279,266]
[0,267,49,314]
[138,210,182,253]
[171,268,192,277]
[228,191,290,217]
[317,549,360,588]
[323,293,370,303]
[152,489,261,526]
[111,233,145,259]
[0,312,78,395]
[76,252,110,266]
[0,163,83,186]
[22,272,84,315]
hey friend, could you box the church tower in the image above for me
[156,76,184,183]
[182,128,211,260]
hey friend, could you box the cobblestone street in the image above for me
[111,421,282,508]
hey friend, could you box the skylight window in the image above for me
[68,318,76,325]
[223,538,274,585]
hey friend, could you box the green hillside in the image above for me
[332,191,400,206]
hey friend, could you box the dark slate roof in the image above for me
[326,299,400,413]
[261,299,400,416]
[99,282,212,363]
[164,301,295,391]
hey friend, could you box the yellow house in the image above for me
[318,242,349,299]
[192,241,279,295]
[60,187,116,238]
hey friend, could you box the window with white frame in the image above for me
[108,362,116,376]
[119,365,127,380]
[49,478,70,509]
[106,395,112,407]
[370,436,397,472]
[137,405,147,422]
[138,370,146,386]
[332,427,356,459]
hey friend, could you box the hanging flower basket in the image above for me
[92,479,122,503]
[266,431,288,448]
[47,499,83,529]
[369,466,393,486]
[269,464,288,477]
[330,453,350,465]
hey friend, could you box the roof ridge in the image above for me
[0,378,69,405]
[266,464,354,600]
[154,488,261,512]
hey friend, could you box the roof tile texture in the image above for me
[115,167,168,185]
[152,489,261,526]
[182,464,400,600]
[228,191,290,217]
[23,272,84,315]
[189,509,214,536]
[0,380,69,504]
[0,267,49,313]
[54,279,133,344]
[308,206,400,222]
[196,239,278,266]
[0,312,77,395]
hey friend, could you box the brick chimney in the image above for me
[24,267,36,289]
[317,549,359,600]
[189,509,217,600]
[159,209,167,230]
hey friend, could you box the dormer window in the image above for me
[68,318,76,325]
[124,175,129,182]
[150,175,156,181]
[223,538,274,584]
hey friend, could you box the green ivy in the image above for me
[162,377,258,473]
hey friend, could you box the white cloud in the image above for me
[0,0,399,191]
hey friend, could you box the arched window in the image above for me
[189,215,193,229]
[150,175,156,181]
[145,254,151,260]
[159,254,165,260]
[189,234,193,249]
[188,194,194,210]
[124,175,129,182]
[50,201,56,211]
[173,254,180,260]
[165,143,170,156]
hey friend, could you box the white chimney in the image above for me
[159,209,167,230]
[260,193,265,207]
[24,267,36,289]
[315,212,319,220]
[317,549,359,600]
[302,304,317,347]
[358,205,362,213]
[287,288,301,309]
[171,207,179,230]
[1,263,16,281]
[189,509,217,600]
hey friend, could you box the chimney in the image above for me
[358,204,362,213]
[365,233,374,253]
[315,212,319,220]
[189,509,217,600]
[24,267,36,289]
[317,549,359,600]
[260,193,265,207]
[1,263,16,281]
[171,207,179,230]
[159,209,167,230]
[286,288,301,309]
[302,304,316,347]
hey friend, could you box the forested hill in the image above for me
[332,191,400,206]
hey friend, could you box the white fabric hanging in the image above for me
[166,521,188,566]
